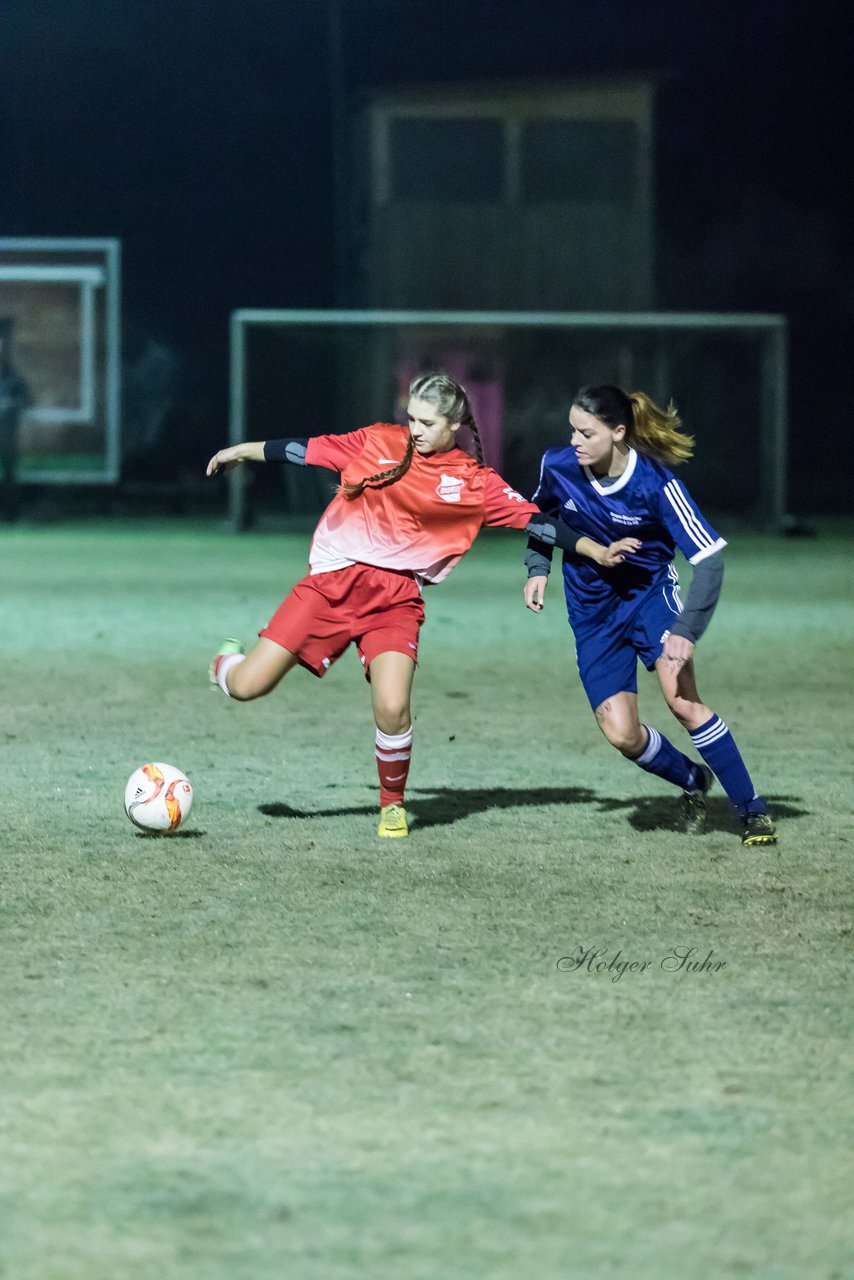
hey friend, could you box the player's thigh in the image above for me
[368,650,416,731]
[574,616,639,713]
[229,637,301,698]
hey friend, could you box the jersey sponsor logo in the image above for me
[563,498,578,511]
[436,474,464,503]
[610,512,643,525]
[502,486,526,503]
[377,457,400,465]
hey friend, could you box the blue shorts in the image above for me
[571,587,682,711]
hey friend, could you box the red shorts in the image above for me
[260,563,425,679]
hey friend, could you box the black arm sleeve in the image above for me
[524,512,586,554]
[263,438,309,465]
[669,552,724,644]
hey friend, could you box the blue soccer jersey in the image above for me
[533,446,726,619]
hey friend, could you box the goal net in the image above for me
[227,309,787,530]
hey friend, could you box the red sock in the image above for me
[375,726,412,807]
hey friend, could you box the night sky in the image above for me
[2,0,851,510]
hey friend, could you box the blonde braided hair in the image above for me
[339,372,483,499]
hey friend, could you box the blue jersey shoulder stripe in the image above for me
[663,479,714,550]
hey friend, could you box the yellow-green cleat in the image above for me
[742,812,777,846]
[208,637,244,686]
[378,803,409,838]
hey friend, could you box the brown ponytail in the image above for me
[628,391,694,465]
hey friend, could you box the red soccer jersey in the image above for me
[304,422,538,583]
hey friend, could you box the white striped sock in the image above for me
[691,717,728,749]
[636,725,662,766]
[375,726,413,752]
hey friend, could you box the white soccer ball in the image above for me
[124,762,193,834]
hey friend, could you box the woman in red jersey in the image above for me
[207,373,638,838]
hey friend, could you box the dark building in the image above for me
[347,79,655,310]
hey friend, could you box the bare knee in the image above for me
[594,701,646,758]
[602,724,648,757]
[373,698,411,736]
[368,651,416,735]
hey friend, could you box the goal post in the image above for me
[228,308,788,532]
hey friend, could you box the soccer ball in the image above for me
[124,762,193,834]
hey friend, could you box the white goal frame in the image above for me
[0,237,122,483]
[228,308,788,531]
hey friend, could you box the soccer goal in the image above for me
[0,237,121,483]
[227,309,787,531]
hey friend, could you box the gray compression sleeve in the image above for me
[263,438,309,465]
[669,552,724,643]
[525,538,553,578]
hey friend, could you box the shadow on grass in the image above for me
[599,794,807,835]
[132,828,207,840]
[260,789,806,835]
[261,786,596,830]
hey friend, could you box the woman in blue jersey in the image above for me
[525,384,776,846]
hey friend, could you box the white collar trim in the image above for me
[584,447,638,495]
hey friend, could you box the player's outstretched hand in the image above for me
[206,446,243,476]
[206,441,265,475]
[599,537,642,567]
[524,575,549,612]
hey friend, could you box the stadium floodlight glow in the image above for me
[228,308,787,532]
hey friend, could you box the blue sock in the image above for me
[690,715,765,816]
[633,725,701,791]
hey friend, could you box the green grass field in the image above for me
[2,520,852,1280]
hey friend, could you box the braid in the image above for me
[338,434,415,500]
[466,413,485,466]
[338,372,483,499]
